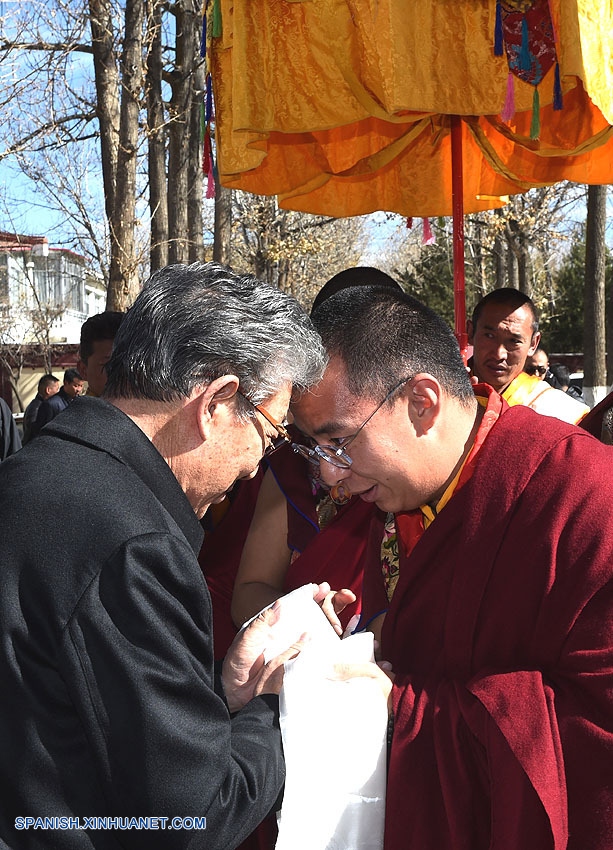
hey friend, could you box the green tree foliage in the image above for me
[397,238,455,328]
[394,218,495,331]
[541,228,612,354]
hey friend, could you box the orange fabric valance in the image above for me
[210,0,613,216]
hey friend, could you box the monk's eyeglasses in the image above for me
[292,376,412,470]
[237,389,292,457]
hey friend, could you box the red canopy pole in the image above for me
[451,115,468,363]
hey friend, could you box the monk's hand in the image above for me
[330,660,395,709]
[222,601,308,713]
[312,582,356,636]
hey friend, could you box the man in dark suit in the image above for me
[0,396,21,460]
[0,263,329,849]
[34,367,84,432]
[21,373,59,444]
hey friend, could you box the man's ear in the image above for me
[466,319,474,345]
[528,331,542,356]
[196,375,241,439]
[407,374,441,435]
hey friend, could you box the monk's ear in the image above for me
[528,331,541,356]
[407,374,441,434]
[467,319,475,345]
[196,374,240,440]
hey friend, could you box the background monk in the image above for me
[291,285,613,850]
[468,288,589,424]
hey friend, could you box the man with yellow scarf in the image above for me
[468,288,589,424]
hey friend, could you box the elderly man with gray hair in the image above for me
[0,263,334,849]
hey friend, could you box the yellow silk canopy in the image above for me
[210,0,613,217]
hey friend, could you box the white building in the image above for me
[0,232,106,345]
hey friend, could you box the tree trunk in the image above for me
[168,0,198,264]
[278,258,291,295]
[471,217,487,298]
[188,45,205,263]
[583,184,607,406]
[494,209,505,288]
[517,244,531,296]
[88,0,120,236]
[504,214,533,294]
[494,234,505,288]
[0,360,24,411]
[605,276,613,390]
[254,250,266,282]
[107,0,145,311]
[146,0,168,272]
[213,184,232,265]
[543,235,555,320]
[506,237,518,289]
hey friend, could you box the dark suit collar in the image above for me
[43,397,204,554]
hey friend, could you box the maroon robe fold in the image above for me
[198,468,265,659]
[267,445,376,629]
[200,444,377,657]
[379,406,613,850]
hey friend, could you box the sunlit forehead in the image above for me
[290,374,412,470]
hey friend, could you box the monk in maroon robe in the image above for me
[293,284,613,850]
[358,392,613,850]
[231,436,374,632]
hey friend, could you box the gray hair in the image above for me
[104,262,326,416]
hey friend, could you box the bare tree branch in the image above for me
[0,112,97,160]
[0,40,94,54]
